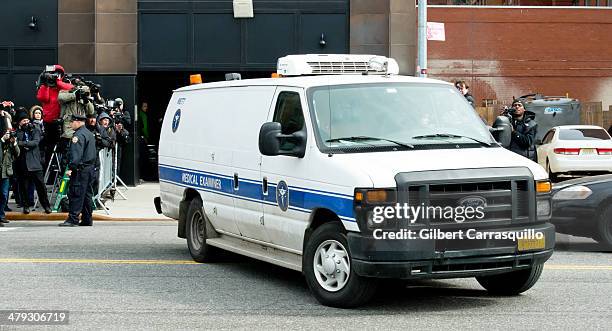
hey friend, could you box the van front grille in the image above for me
[397,175,534,226]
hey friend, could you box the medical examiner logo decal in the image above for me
[276,180,289,212]
[172,109,181,133]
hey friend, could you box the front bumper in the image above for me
[550,200,598,235]
[348,222,555,279]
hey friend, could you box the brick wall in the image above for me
[427,7,612,114]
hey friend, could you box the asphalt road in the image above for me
[1,221,610,330]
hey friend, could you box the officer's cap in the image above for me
[71,113,87,122]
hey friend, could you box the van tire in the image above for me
[303,222,377,308]
[476,263,544,295]
[186,198,213,263]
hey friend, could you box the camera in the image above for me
[21,122,34,132]
[39,71,60,87]
[75,86,94,104]
[84,81,101,95]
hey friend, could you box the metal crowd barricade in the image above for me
[94,146,114,214]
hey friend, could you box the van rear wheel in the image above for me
[186,198,213,263]
[303,222,377,308]
[476,264,544,295]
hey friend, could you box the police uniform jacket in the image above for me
[68,125,97,172]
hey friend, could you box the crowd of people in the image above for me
[0,64,131,227]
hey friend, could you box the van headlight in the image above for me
[553,185,592,200]
[355,188,397,230]
[537,199,551,217]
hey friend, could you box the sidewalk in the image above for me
[6,182,171,221]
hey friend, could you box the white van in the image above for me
[155,54,555,307]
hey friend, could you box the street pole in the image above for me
[418,0,427,77]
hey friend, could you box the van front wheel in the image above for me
[476,264,544,295]
[186,198,213,263]
[303,222,377,308]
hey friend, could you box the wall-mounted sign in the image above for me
[427,22,445,41]
[233,0,254,18]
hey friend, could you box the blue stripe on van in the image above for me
[158,164,356,221]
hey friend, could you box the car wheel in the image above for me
[595,205,612,249]
[547,160,558,182]
[303,222,377,308]
[476,264,544,295]
[185,198,214,263]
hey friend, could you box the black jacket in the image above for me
[464,93,476,108]
[16,125,44,172]
[508,110,538,162]
[68,125,97,172]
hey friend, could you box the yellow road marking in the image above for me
[0,258,200,265]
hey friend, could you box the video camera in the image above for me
[75,86,94,104]
[38,65,63,88]
[84,81,101,95]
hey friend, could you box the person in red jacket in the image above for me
[36,64,73,161]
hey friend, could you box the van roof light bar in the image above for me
[277,54,400,76]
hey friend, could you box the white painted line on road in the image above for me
[0,228,17,232]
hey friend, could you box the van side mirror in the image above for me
[490,115,512,148]
[258,122,306,158]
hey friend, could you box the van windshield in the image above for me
[307,83,496,153]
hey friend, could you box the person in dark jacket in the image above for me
[14,110,52,214]
[507,100,538,162]
[0,111,19,224]
[29,105,46,167]
[455,80,476,108]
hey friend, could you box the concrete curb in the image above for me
[6,212,172,222]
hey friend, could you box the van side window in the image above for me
[273,92,305,135]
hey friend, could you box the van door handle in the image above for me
[234,173,239,190]
[262,177,268,195]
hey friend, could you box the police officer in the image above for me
[58,113,97,227]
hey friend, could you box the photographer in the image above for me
[36,65,73,155]
[110,98,131,126]
[0,111,19,225]
[505,100,538,162]
[14,109,52,214]
[98,112,116,148]
[58,83,95,143]
[114,116,129,178]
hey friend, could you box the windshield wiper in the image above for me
[412,133,492,147]
[326,136,414,149]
